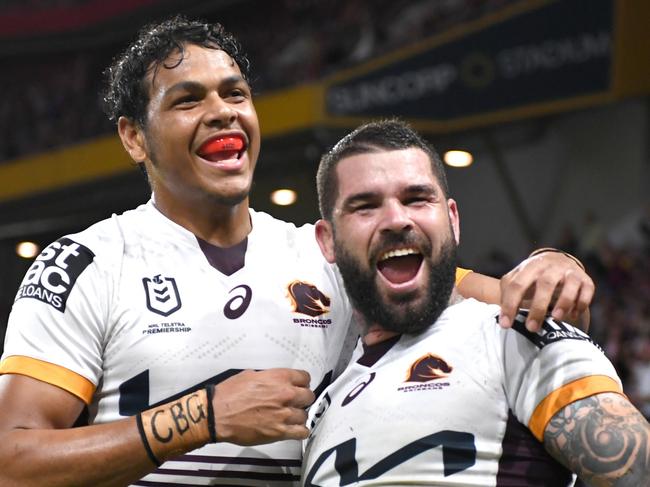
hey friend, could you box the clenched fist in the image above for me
[213,369,315,445]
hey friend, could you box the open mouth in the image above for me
[197,135,247,162]
[376,248,423,284]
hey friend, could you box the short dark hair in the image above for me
[102,15,251,126]
[317,119,449,221]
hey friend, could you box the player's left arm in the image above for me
[457,248,593,332]
[543,392,650,486]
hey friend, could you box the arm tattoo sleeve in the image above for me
[543,392,650,486]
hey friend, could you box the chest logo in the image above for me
[342,372,376,406]
[406,353,453,382]
[287,280,330,317]
[143,274,182,317]
[15,237,95,312]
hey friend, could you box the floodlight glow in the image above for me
[16,241,40,259]
[444,150,473,167]
[271,189,297,206]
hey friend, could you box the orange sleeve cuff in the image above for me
[0,355,96,405]
[528,375,623,441]
[455,267,473,285]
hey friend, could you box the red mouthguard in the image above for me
[201,136,245,154]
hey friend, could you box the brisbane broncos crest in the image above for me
[286,280,330,317]
[406,353,453,382]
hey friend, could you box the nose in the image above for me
[204,93,237,127]
[379,199,412,234]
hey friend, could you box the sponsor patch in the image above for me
[510,311,602,351]
[15,238,95,312]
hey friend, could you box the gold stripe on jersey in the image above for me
[0,355,96,404]
[528,375,623,441]
[455,267,473,285]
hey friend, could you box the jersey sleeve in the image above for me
[500,313,623,442]
[455,267,473,285]
[0,235,115,404]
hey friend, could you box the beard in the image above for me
[334,230,457,336]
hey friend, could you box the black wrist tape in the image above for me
[136,412,162,467]
[205,383,217,443]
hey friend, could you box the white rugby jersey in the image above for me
[302,298,622,486]
[1,201,355,486]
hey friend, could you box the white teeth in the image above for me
[379,248,419,261]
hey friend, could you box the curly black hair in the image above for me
[102,15,251,127]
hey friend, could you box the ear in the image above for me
[117,116,148,163]
[315,219,336,264]
[447,198,460,245]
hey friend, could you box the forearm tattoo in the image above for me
[543,393,650,486]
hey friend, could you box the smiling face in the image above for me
[315,147,460,334]
[118,43,261,216]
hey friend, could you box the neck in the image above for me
[153,194,252,247]
[363,327,400,346]
[361,288,463,346]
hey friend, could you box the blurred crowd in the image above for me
[0,0,87,8]
[483,206,650,420]
[0,0,512,163]
[0,53,113,161]
[581,205,650,419]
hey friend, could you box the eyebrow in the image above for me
[163,75,247,98]
[162,81,204,99]
[339,183,440,212]
[341,191,379,209]
[403,184,438,195]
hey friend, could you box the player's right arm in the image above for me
[0,374,152,487]
[543,392,650,486]
[0,369,313,487]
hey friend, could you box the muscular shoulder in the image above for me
[249,209,322,258]
[440,298,500,331]
[71,202,183,262]
[22,203,160,296]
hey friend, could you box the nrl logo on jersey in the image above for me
[15,238,94,312]
[143,274,182,317]
[286,280,332,328]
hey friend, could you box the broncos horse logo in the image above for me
[406,353,453,382]
[287,280,331,317]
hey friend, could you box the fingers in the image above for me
[549,269,594,321]
[498,264,529,329]
[575,280,595,317]
[287,368,312,389]
[212,368,315,445]
[267,369,314,408]
[499,250,594,332]
[548,270,581,322]
[522,277,556,332]
[281,408,312,440]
